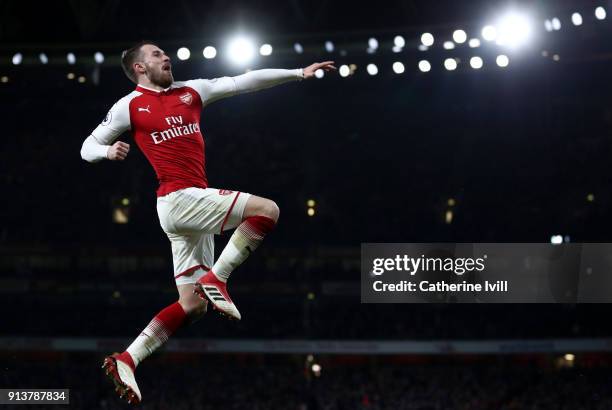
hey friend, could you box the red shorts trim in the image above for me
[174,264,210,279]
[219,192,241,234]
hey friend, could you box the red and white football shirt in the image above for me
[90,79,229,196]
[87,70,302,196]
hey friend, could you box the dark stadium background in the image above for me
[2,0,612,408]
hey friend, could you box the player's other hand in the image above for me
[107,141,130,161]
[303,61,337,79]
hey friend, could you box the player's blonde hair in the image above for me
[120,41,159,84]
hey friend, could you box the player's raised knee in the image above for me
[245,196,280,223]
[263,200,280,223]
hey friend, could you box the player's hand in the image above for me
[107,141,130,161]
[303,61,337,79]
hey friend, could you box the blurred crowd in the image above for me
[2,353,611,410]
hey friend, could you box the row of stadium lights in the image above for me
[0,54,514,85]
[4,6,607,76]
[330,55,510,78]
[545,6,607,30]
[160,5,608,66]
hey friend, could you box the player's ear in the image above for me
[134,62,146,75]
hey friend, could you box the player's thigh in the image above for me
[158,187,250,235]
[170,232,214,284]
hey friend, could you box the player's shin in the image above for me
[121,301,187,369]
[212,215,276,282]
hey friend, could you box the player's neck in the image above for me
[137,79,167,92]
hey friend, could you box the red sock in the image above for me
[122,302,187,370]
[155,301,187,332]
[244,215,276,236]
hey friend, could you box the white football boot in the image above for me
[102,354,142,405]
[193,271,241,320]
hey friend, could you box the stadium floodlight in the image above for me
[177,47,190,61]
[227,37,256,65]
[595,6,606,20]
[203,46,217,59]
[259,44,273,56]
[39,53,48,64]
[571,12,583,26]
[552,17,561,30]
[314,69,324,79]
[453,30,467,44]
[325,41,334,52]
[470,56,483,69]
[392,45,403,53]
[496,12,533,48]
[339,64,350,77]
[421,32,434,46]
[366,63,378,75]
[392,61,405,74]
[394,35,406,48]
[496,54,509,67]
[67,52,76,65]
[443,41,455,50]
[550,235,563,244]
[294,42,304,54]
[444,58,457,71]
[469,38,481,48]
[482,25,497,41]
[94,52,104,64]
[368,37,379,51]
[12,53,22,65]
[544,20,553,32]
[418,44,428,51]
[418,60,431,72]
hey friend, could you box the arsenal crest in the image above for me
[179,92,193,105]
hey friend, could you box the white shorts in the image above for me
[156,187,251,286]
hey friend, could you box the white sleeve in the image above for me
[80,136,110,163]
[80,95,132,163]
[184,68,304,106]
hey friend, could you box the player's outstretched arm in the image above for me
[191,61,337,105]
[231,61,336,92]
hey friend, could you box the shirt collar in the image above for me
[135,83,172,95]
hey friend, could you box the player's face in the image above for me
[139,45,173,88]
